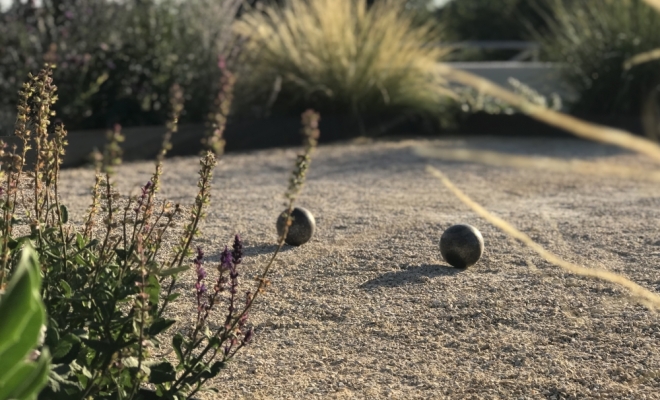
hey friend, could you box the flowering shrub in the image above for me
[0,0,242,133]
[0,65,319,399]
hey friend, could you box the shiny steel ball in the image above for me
[276,207,316,246]
[440,224,484,268]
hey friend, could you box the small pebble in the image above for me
[276,206,316,246]
[440,224,484,268]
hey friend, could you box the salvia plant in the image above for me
[0,64,320,400]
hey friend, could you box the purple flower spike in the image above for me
[220,246,232,270]
[243,328,254,345]
[195,247,204,263]
[232,234,243,266]
[196,267,207,281]
[194,247,207,302]
[195,281,207,296]
[134,180,153,214]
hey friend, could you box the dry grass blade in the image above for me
[416,147,660,182]
[435,64,660,162]
[644,0,660,13]
[426,165,660,310]
[623,48,660,70]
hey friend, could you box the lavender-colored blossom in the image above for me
[220,246,232,270]
[243,328,254,345]
[194,247,207,301]
[134,180,152,213]
[195,282,207,297]
[195,246,204,264]
[232,234,243,266]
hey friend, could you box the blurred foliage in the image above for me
[538,0,660,116]
[0,246,50,400]
[0,0,240,133]
[232,0,454,132]
[436,0,550,61]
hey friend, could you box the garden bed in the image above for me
[59,136,660,398]
[4,111,645,169]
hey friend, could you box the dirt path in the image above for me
[60,137,660,399]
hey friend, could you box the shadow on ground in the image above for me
[244,244,295,257]
[359,264,464,289]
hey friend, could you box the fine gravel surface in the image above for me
[59,137,660,399]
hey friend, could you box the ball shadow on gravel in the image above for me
[243,244,296,257]
[359,264,464,289]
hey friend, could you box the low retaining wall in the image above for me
[0,62,645,168]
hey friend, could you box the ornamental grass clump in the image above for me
[0,64,319,400]
[232,0,454,129]
[537,0,660,117]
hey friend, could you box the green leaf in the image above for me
[0,245,50,400]
[208,336,221,350]
[148,362,176,384]
[145,275,161,306]
[115,248,128,260]
[146,319,175,337]
[59,280,72,298]
[59,205,68,224]
[166,293,180,302]
[199,361,225,379]
[51,334,81,364]
[7,238,19,250]
[123,357,139,368]
[81,339,113,354]
[1,348,51,400]
[157,265,189,277]
[0,245,44,380]
[75,233,84,250]
[80,366,92,379]
[172,334,184,364]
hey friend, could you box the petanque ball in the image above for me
[440,224,484,268]
[276,207,316,246]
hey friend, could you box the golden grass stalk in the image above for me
[234,0,453,114]
[643,0,660,13]
[623,48,660,70]
[415,147,660,182]
[426,165,660,310]
[435,64,660,162]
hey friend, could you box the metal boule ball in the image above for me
[440,224,484,268]
[276,207,316,246]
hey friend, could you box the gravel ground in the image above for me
[59,137,660,399]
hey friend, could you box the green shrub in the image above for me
[538,0,660,116]
[435,0,548,61]
[0,65,318,399]
[0,0,241,133]
[232,0,452,130]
